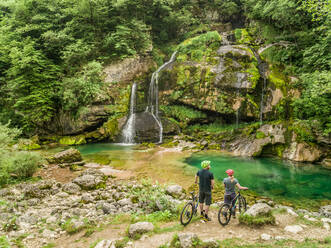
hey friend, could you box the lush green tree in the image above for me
[292,71,331,133]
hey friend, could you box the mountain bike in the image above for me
[180,191,199,226]
[218,189,247,226]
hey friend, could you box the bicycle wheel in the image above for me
[180,202,194,226]
[218,203,231,226]
[238,196,247,214]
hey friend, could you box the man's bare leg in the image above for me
[199,203,204,215]
[205,205,210,215]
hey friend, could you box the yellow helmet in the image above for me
[201,160,211,169]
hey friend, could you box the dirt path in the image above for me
[51,210,330,248]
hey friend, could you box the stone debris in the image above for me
[178,233,198,248]
[284,225,303,234]
[261,233,272,241]
[95,239,116,248]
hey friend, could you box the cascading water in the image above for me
[121,83,137,144]
[249,47,268,123]
[235,88,240,128]
[259,72,267,123]
[145,51,177,143]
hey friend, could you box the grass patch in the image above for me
[295,214,323,228]
[219,237,331,247]
[42,243,56,248]
[89,238,103,248]
[239,212,276,226]
[114,237,129,248]
[0,236,10,248]
[130,210,177,224]
[160,233,220,248]
[155,223,184,234]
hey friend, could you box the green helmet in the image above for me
[201,160,211,169]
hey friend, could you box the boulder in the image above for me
[81,193,94,204]
[245,203,272,217]
[73,169,107,190]
[95,240,116,248]
[48,148,82,164]
[261,233,272,241]
[178,233,198,248]
[321,218,331,224]
[284,225,303,234]
[320,205,331,217]
[166,185,184,198]
[100,203,117,214]
[128,222,154,238]
[323,222,330,231]
[321,158,331,169]
[283,142,321,162]
[118,198,132,206]
[23,180,54,199]
[62,183,81,194]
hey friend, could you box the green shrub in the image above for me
[239,212,275,226]
[160,105,206,124]
[0,123,42,186]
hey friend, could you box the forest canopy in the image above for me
[0,0,330,134]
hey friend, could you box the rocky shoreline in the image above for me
[0,148,330,248]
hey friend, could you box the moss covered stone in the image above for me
[59,135,86,146]
[235,28,254,45]
[256,131,266,139]
[239,212,276,226]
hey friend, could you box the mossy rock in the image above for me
[239,212,276,226]
[234,28,254,45]
[256,131,266,139]
[59,135,86,146]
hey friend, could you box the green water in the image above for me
[186,152,331,200]
[73,143,331,201]
[76,143,136,155]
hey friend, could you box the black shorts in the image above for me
[199,191,212,205]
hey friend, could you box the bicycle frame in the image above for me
[230,191,241,210]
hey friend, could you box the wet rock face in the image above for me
[283,142,322,162]
[215,45,258,90]
[160,34,261,120]
[231,124,286,157]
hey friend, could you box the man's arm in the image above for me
[195,175,198,184]
[211,179,214,190]
[236,183,248,190]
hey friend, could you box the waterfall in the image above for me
[236,88,240,128]
[145,51,177,143]
[259,75,267,123]
[248,47,267,123]
[121,82,137,144]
